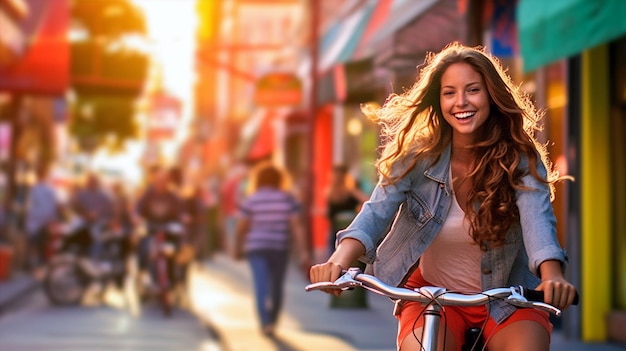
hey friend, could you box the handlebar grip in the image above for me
[524,289,579,306]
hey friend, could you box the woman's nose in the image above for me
[456,93,468,107]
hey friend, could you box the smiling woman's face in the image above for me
[439,62,491,144]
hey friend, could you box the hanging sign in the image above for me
[254,72,302,107]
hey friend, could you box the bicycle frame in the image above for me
[414,286,446,350]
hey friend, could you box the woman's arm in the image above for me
[311,169,412,293]
[517,161,568,275]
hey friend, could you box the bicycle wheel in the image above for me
[155,256,172,317]
[44,260,88,306]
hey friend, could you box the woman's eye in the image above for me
[443,91,454,96]
[468,88,480,93]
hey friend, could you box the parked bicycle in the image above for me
[44,219,131,306]
[139,221,187,317]
[306,267,579,351]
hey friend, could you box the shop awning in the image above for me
[372,0,464,70]
[318,3,375,74]
[317,58,378,105]
[517,0,626,72]
[0,0,69,94]
[366,0,439,52]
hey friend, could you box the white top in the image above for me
[419,170,483,292]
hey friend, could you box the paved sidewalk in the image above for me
[0,270,40,315]
[0,288,220,351]
[189,254,398,351]
[191,254,626,351]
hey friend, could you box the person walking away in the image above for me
[220,163,248,255]
[309,42,578,351]
[233,163,311,337]
[110,182,136,272]
[24,167,62,276]
[326,165,369,257]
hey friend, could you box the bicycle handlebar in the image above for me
[305,267,579,317]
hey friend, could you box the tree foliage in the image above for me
[69,95,140,154]
[69,0,149,153]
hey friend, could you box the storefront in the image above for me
[318,0,626,342]
[0,0,69,246]
[517,0,626,343]
[311,62,382,260]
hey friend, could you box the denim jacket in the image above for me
[336,144,568,322]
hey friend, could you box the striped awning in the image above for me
[365,0,439,53]
[318,0,441,72]
[318,3,375,74]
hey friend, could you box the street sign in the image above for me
[147,92,181,140]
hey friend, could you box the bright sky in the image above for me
[91,0,197,187]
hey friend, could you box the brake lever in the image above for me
[304,281,343,291]
[506,287,561,316]
[304,269,363,292]
[507,298,562,316]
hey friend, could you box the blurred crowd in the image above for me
[3,160,368,278]
[6,165,210,277]
[0,156,371,328]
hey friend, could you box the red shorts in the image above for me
[397,268,552,348]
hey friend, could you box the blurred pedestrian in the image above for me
[110,181,136,258]
[111,182,135,233]
[24,166,62,272]
[233,162,310,336]
[135,166,184,275]
[70,173,115,259]
[220,163,248,255]
[201,174,221,259]
[70,173,115,226]
[181,184,204,261]
[325,165,368,257]
[310,42,577,350]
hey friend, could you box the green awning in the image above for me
[517,0,626,72]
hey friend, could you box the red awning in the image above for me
[0,0,69,94]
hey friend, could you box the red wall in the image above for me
[311,105,333,258]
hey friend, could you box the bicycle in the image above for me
[44,220,131,306]
[305,267,579,351]
[136,221,187,317]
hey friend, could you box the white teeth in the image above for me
[454,111,475,119]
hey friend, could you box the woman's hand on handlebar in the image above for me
[309,238,367,296]
[536,277,577,311]
[309,261,345,296]
[537,260,578,311]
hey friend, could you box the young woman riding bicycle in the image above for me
[309,42,578,351]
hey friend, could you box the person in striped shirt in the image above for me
[234,162,311,336]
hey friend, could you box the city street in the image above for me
[0,278,221,351]
[1,0,625,348]
[1,257,625,351]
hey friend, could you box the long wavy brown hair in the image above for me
[362,42,566,248]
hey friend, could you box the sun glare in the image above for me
[93,0,197,186]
